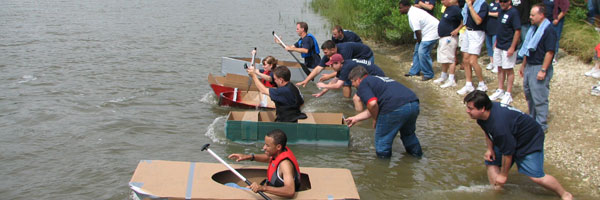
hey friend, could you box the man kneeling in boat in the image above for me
[248,65,307,122]
[228,129,301,198]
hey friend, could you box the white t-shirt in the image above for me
[407,6,440,42]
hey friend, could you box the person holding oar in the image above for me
[228,129,301,199]
[275,22,321,71]
[248,53,278,88]
[296,40,374,88]
[247,64,306,122]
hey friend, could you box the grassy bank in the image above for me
[311,0,600,63]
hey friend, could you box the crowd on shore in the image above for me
[224,0,591,199]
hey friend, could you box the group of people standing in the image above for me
[230,1,573,199]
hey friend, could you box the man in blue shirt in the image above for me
[488,0,521,105]
[519,4,557,132]
[463,90,572,200]
[248,65,306,123]
[345,66,423,158]
[434,0,463,88]
[331,25,362,44]
[281,22,321,69]
[485,0,501,72]
[296,40,374,87]
[457,0,489,95]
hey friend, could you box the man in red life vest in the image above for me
[228,129,301,198]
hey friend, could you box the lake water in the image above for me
[0,0,593,199]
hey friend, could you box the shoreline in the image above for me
[367,40,600,197]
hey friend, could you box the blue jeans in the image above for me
[409,40,437,78]
[523,64,553,131]
[552,18,564,58]
[517,24,531,61]
[485,35,497,57]
[374,101,423,158]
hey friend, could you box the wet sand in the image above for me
[369,41,600,197]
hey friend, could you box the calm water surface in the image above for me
[0,0,593,199]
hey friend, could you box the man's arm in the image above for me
[296,66,324,87]
[418,1,434,11]
[519,56,527,77]
[468,0,484,25]
[495,154,513,187]
[415,30,423,43]
[483,133,495,162]
[249,160,296,198]
[451,23,464,36]
[227,153,270,163]
[285,45,309,54]
[248,67,270,95]
[507,30,521,57]
[316,79,344,90]
[537,51,555,80]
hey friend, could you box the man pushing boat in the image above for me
[228,129,301,198]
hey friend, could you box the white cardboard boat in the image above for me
[129,160,360,200]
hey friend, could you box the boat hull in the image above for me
[218,91,275,109]
[221,57,335,83]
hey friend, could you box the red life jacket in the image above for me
[266,147,301,190]
[261,70,275,88]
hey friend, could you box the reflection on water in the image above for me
[0,0,593,199]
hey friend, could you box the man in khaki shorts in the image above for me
[488,0,521,105]
[457,0,489,95]
[434,0,464,88]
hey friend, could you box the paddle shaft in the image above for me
[272,31,311,77]
[203,145,271,200]
[246,48,257,93]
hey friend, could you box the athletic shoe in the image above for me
[457,85,475,95]
[433,76,447,84]
[486,63,493,70]
[592,86,600,96]
[440,79,457,88]
[476,84,488,92]
[489,89,505,101]
[592,70,600,79]
[552,58,558,65]
[584,67,600,77]
[491,66,498,73]
[500,93,513,105]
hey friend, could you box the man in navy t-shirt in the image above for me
[414,0,436,15]
[434,0,463,88]
[248,65,306,123]
[331,25,362,44]
[457,0,489,95]
[488,0,521,105]
[345,66,423,158]
[281,22,321,69]
[296,40,374,87]
[485,0,501,72]
[519,4,557,132]
[463,91,572,200]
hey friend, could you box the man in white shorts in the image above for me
[434,0,464,88]
[489,0,521,105]
[457,0,489,95]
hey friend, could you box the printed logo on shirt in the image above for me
[500,103,524,114]
[444,13,448,18]
[501,14,509,23]
[352,59,371,66]
[374,76,395,83]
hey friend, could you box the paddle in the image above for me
[272,31,311,77]
[201,144,272,200]
[246,47,257,93]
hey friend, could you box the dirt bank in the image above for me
[369,41,600,197]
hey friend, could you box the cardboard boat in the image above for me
[129,160,360,200]
[208,73,260,96]
[218,91,276,109]
[225,111,350,145]
[221,57,334,82]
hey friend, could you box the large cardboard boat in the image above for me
[218,91,275,109]
[221,57,334,82]
[225,111,349,145]
[129,160,360,200]
[208,73,261,96]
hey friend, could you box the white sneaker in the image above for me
[457,85,475,95]
[491,66,498,73]
[433,77,447,84]
[440,79,457,88]
[486,63,493,70]
[584,67,600,76]
[592,70,600,79]
[489,89,505,101]
[476,84,488,92]
[500,93,513,105]
[592,86,600,96]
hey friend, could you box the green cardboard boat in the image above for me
[225,111,350,145]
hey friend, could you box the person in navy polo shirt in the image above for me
[296,40,374,87]
[345,66,423,158]
[279,22,321,69]
[313,53,385,99]
[518,4,556,132]
[457,0,489,95]
[434,0,463,88]
[485,0,501,73]
[463,91,572,200]
[488,0,521,105]
[414,0,436,15]
[248,65,306,123]
[331,25,362,44]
